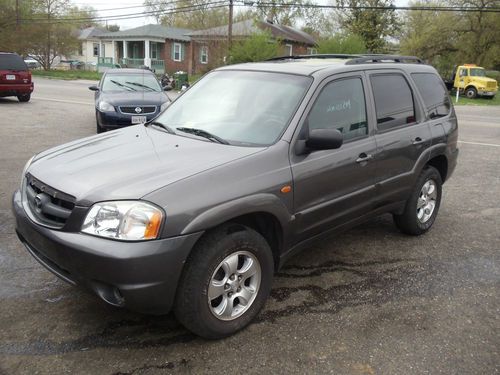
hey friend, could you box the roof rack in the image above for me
[266,54,424,65]
[346,55,423,65]
[266,54,362,61]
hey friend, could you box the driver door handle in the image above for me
[356,153,373,163]
[412,137,426,145]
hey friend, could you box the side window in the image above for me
[459,68,467,77]
[371,74,416,131]
[411,73,451,119]
[307,77,368,141]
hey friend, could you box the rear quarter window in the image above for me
[0,54,28,70]
[411,73,451,119]
[370,74,416,131]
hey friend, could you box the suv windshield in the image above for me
[156,70,311,146]
[0,53,28,70]
[102,73,161,92]
[469,68,486,77]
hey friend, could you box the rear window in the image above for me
[0,53,28,70]
[371,74,416,131]
[411,73,451,119]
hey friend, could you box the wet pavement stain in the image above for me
[0,256,463,356]
[112,359,189,375]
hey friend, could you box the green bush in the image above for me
[230,32,280,64]
[317,34,367,54]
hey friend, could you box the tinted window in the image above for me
[307,77,367,141]
[371,74,415,131]
[0,53,28,70]
[412,73,451,119]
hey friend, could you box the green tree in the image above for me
[336,0,400,53]
[400,0,500,70]
[317,34,367,54]
[229,31,280,63]
[144,0,229,29]
[0,0,95,70]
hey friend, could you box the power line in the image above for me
[238,1,500,12]
[13,1,228,24]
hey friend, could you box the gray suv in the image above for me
[13,55,458,338]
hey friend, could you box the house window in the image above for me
[151,43,159,59]
[307,47,317,55]
[93,43,99,57]
[78,42,83,56]
[102,43,105,57]
[200,46,208,64]
[285,44,293,56]
[172,42,182,62]
[132,43,139,59]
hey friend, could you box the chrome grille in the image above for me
[486,81,496,89]
[24,174,75,228]
[119,106,156,114]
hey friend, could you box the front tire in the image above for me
[465,87,477,99]
[393,166,442,236]
[174,224,274,339]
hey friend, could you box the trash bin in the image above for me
[173,71,189,88]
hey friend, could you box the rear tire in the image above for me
[393,166,442,236]
[465,87,477,99]
[18,94,31,102]
[174,224,274,339]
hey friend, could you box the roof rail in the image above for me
[266,54,362,61]
[346,55,424,65]
[266,54,424,65]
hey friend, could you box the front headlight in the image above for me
[82,201,163,241]
[20,154,36,189]
[98,101,115,112]
[160,101,170,112]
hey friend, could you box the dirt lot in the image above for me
[0,78,499,375]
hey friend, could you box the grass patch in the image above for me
[32,69,102,81]
[452,92,499,106]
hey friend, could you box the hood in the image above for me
[28,126,265,205]
[473,77,497,86]
[99,90,170,106]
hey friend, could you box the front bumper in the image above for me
[96,109,158,130]
[12,189,203,314]
[477,89,497,97]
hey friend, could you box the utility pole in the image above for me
[15,0,19,30]
[228,0,233,51]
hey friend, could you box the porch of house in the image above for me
[97,40,165,74]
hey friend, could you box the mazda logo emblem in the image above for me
[35,195,43,209]
[135,107,142,114]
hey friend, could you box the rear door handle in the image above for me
[412,137,426,145]
[356,153,373,163]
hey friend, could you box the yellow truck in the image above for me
[444,64,498,99]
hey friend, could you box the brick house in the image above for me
[186,19,317,74]
[74,21,316,75]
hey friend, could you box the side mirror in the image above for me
[163,85,172,91]
[306,128,343,151]
[89,85,99,91]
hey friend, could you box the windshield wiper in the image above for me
[176,127,229,144]
[145,121,176,134]
[125,81,156,91]
[109,79,136,91]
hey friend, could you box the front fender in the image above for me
[180,193,294,236]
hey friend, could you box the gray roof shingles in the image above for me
[94,24,192,41]
[187,20,316,45]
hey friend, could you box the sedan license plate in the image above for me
[131,115,147,124]
[6,74,16,80]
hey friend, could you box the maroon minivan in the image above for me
[0,52,34,102]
